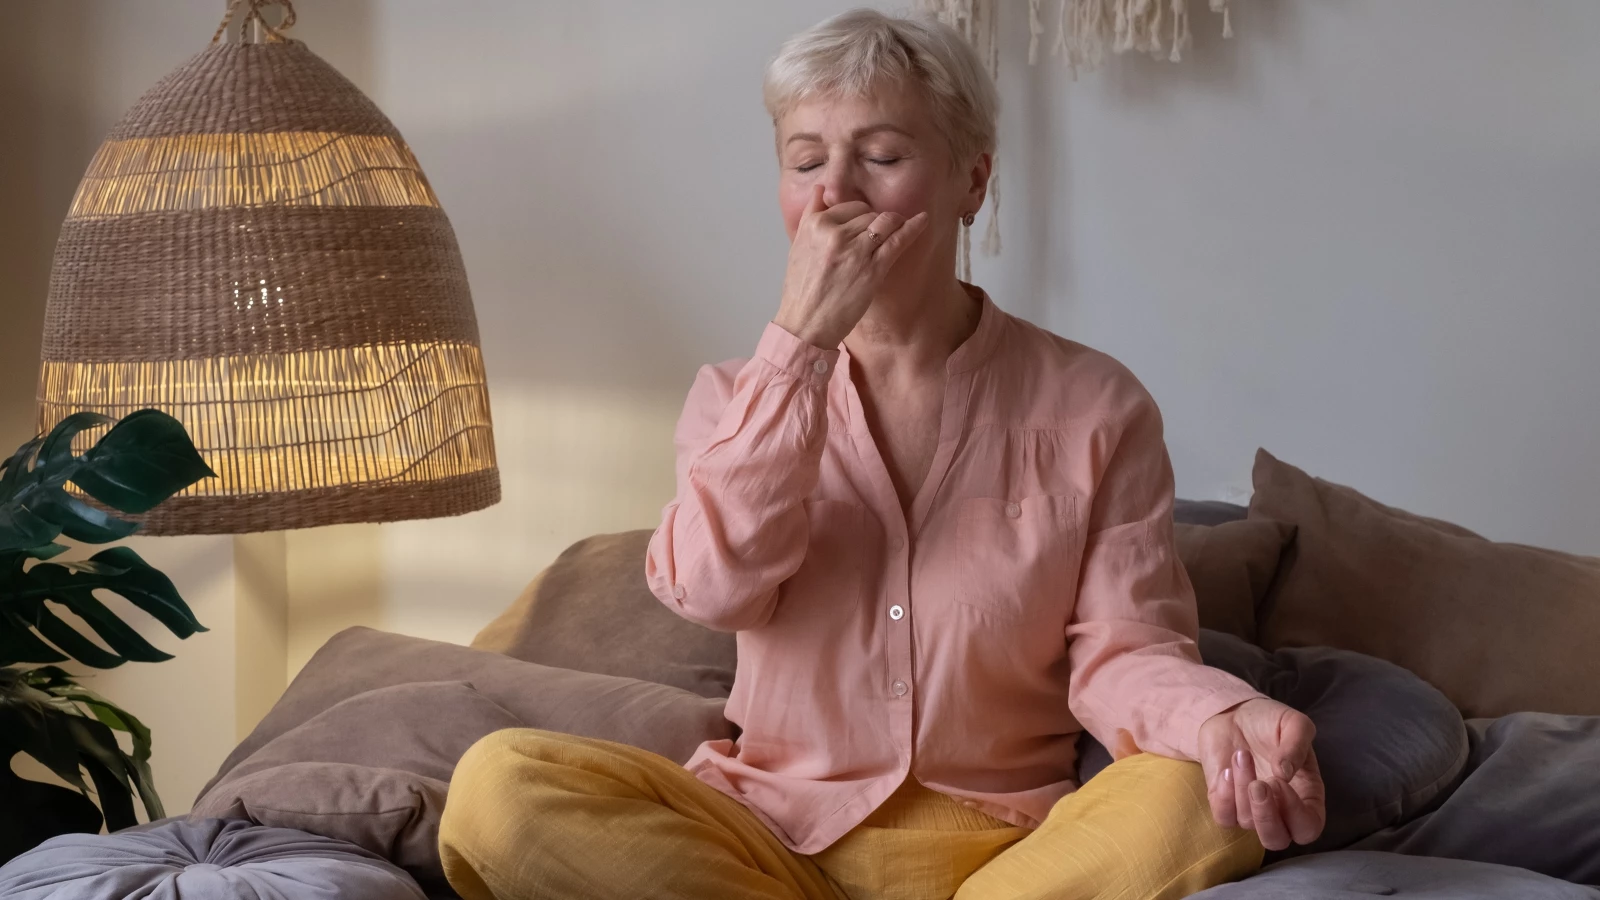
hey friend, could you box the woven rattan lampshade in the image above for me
[36,4,498,534]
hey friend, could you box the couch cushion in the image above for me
[473,530,737,699]
[1250,448,1600,717]
[1174,499,1249,526]
[1175,519,1295,643]
[0,817,425,900]
[1189,850,1600,899]
[1077,630,1468,859]
[1354,712,1600,885]
[204,627,731,801]
[474,506,1262,696]
[193,681,519,885]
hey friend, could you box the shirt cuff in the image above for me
[1168,679,1269,762]
[757,321,842,386]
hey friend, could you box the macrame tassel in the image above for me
[1028,0,1044,64]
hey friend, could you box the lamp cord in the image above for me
[211,0,297,44]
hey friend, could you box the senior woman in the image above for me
[440,9,1325,900]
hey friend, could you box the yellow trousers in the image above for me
[439,729,1263,900]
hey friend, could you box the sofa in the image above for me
[5,448,1600,899]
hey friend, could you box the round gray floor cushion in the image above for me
[0,817,426,900]
[1188,850,1600,899]
[1078,630,1469,858]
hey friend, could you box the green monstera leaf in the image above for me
[0,410,211,862]
[0,410,214,554]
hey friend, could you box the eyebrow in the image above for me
[784,124,915,147]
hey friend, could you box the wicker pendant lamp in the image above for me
[36,0,499,534]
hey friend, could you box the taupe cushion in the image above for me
[1250,448,1600,717]
[1175,519,1295,643]
[473,530,737,699]
[193,681,518,883]
[197,627,734,884]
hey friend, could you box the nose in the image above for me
[819,159,866,208]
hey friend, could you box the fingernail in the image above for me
[1249,782,1268,803]
[1223,767,1232,784]
[1234,750,1247,770]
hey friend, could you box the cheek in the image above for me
[778,183,808,240]
[866,166,949,220]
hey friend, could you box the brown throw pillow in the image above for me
[1175,519,1296,643]
[473,530,738,699]
[202,627,734,801]
[1250,448,1600,717]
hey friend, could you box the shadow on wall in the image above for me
[0,5,95,444]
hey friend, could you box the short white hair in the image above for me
[763,8,999,166]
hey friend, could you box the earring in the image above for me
[961,212,976,227]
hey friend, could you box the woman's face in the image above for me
[775,81,982,251]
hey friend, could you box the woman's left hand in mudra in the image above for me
[1198,698,1327,851]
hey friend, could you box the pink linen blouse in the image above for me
[646,290,1264,855]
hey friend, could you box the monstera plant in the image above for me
[0,410,214,864]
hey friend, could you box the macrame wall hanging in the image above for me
[914,0,1235,279]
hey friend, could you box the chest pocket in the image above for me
[955,494,1081,622]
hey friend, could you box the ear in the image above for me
[963,151,994,216]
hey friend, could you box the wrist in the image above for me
[772,313,842,350]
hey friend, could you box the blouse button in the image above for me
[891,680,908,697]
[1004,502,1021,518]
[812,358,830,375]
[672,583,686,600]
[889,604,904,621]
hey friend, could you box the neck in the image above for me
[844,267,979,376]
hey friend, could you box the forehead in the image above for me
[775,79,934,140]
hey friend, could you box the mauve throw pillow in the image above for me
[202,627,734,799]
[1174,519,1295,643]
[473,529,737,699]
[194,763,449,887]
[1250,448,1600,717]
[193,682,517,884]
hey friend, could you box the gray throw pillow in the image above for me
[0,817,425,900]
[1078,630,1469,858]
[1354,713,1600,885]
[1190,850,1599,900]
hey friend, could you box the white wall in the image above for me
[1036,1,1600,554]
[4,0,1596,817]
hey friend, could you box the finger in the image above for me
[1199,734,1239,829]
[807,184,826,215]
[859,211,907,249]
[819,200,873,225]
[1250,779,1292,852]
[1284,753,1327,845]
[1279,781,1325,845]
[1232,748,1258,830]
[1274,712,1317,781]
[872,211,929,268]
